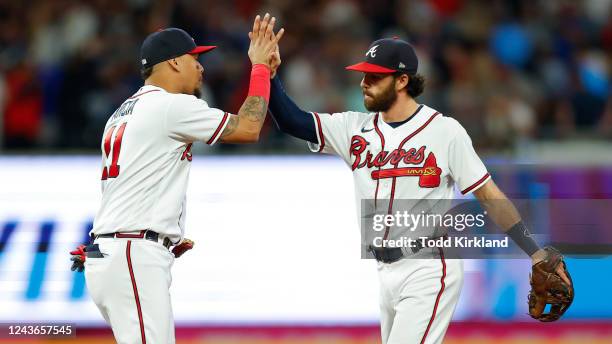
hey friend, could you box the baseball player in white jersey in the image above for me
[69,15,284,344]
[267,37,571,343]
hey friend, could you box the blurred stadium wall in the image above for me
[1,0,611,343]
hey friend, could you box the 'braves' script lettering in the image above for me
[350,135,425,170]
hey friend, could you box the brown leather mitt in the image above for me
[528,246,574,322]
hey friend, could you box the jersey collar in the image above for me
[138,84,167,93]
[378,104,428,131]
[384,104,424,128]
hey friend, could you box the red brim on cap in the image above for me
[345,62,396,73]
[189,46,217,54]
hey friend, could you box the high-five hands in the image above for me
[269,44,281,79]
[248,13,284,67]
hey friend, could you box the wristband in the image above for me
[247,64,271,103]
[507,221,540,256]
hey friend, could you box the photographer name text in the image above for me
[372,236,508,249]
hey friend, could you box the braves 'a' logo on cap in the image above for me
[365,45,379,58]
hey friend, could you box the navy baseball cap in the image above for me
[140,28,216,69]
[346,37,418,75]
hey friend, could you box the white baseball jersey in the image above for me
[308,104,490,237]
[91,85,231,243]
[308,104,487,344]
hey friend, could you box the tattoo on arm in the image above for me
[220,96,267,139]
[240,96,267,123]
[220,116,239,139]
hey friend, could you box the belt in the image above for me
[369,240,424,263]
[85,244,104,258]
[92,230,172,249]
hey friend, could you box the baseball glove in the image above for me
[528,246,574,322]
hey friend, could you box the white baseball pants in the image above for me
[85,237,175,344]
[377,252,463,344]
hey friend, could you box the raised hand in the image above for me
[269,44,281,79]
[248,13,284,67]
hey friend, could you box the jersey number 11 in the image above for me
[101,123,127,180]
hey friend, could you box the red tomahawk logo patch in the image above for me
[371,152,441,188]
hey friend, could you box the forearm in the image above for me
[474,180,522,230]
[474,180,541,257]
[269,77,317,143]
[220,64,270,143]
[229,95,267,139]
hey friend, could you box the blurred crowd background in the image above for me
[1,0,611,153]
[1,2,611,343]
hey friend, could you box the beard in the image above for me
[364,81,397,112]
[193,87,202,99]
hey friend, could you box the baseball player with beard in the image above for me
[267,38,573,343]
[69,15,284,344]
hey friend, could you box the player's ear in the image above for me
[395,74,409,91]
[167,58,181,72]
